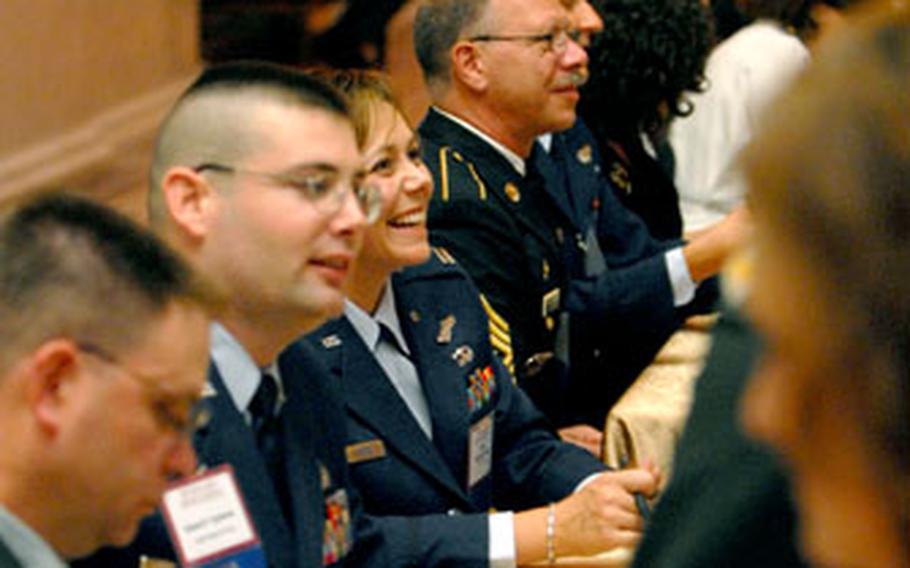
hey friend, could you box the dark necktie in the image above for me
[250,372,293,528]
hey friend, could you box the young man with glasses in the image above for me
[76,62,387,568]
[0,193,212,567]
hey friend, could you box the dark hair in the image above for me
[0,192,212,368]
[185,60,350,116]
[149,60,353,223]
[737,0,812,28]
[745,3,910,516]
[310,0,410,68]
[579,0,711,137]
[413,0,489,88]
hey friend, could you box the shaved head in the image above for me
[148,61,350,226]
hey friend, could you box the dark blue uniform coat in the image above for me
[306,253,606,567]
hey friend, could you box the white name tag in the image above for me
[467,414,494,488]
[160,465,261,566]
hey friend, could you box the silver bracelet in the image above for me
[546,502,556,565]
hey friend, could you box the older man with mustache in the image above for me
[416,0,746,445]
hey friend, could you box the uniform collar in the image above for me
[344,282,411,356]
[0,504,67,568]
[432,106,527,176]
[210,322,285,416]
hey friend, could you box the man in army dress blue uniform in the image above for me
[414,0,746,432]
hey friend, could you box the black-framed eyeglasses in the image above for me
[76,341,212,439]
[195,162,382,224]
[468,28,583,55]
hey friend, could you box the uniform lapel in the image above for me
[322,320,470,505]
[393,277,472,490]
[195,365,295,566]
[535,136,579,225]
[276,348,331,568]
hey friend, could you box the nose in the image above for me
[165,436,198,479]
[401,160,433,196]
[561,34,589,69]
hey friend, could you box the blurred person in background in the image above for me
[741,3,910,566]
[579,0,713,240]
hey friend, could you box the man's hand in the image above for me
[557,424,604,458]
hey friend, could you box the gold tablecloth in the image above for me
[603,318,714,485]
[528,318,715,568]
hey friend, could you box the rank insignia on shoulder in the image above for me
[432,247,456,265]
[576,144,593,165]
[452,344,475,367]
[437,314,457,344]
[504,182,521,203]
[321,334,342,349]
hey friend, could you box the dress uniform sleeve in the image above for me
[486,355,607,511]
[350,513,492,567]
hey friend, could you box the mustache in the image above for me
[554,68,589,90]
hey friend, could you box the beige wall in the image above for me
[0,0,201,204]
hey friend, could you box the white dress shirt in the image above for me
[671,20,809,232]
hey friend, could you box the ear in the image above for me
[26,339,80,436]
[161,166,219,240]
[451,40,489,93]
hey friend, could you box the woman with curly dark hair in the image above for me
[578,0,712,240]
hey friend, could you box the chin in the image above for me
[401,246,432,268]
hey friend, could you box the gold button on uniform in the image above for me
[504,182,521,203]
[576,144,593,165]
[545,316,555,331]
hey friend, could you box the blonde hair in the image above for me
[306,67,404,150]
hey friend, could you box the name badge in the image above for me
[345,439,387,464]
[160,465,265,568]
[467,414,494,488]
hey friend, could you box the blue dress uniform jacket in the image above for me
[420,110,717,427]
[73,342,383,568]
[306,252,606,567]
[541,121,718,425]
[420,109,580,425]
